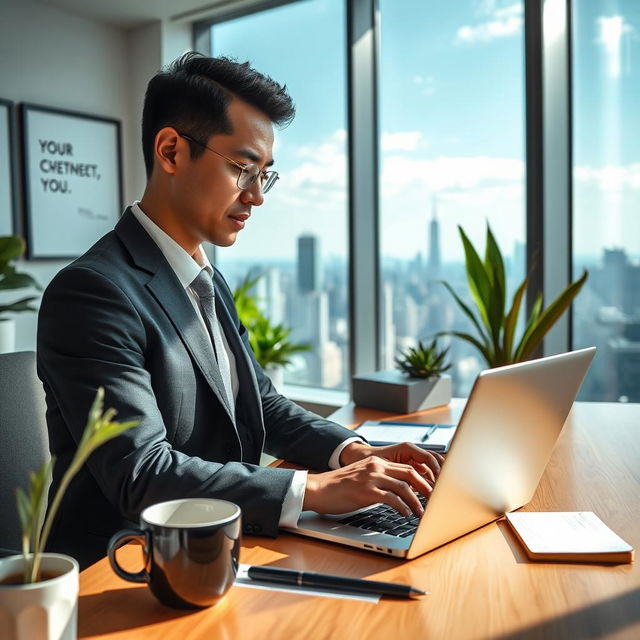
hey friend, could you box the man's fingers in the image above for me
[375,489,414,518]
[412,461,437,482]
[405,444,443,475]
[383,461,434,497]
[382,477,425,516]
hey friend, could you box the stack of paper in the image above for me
[505,512,634,563]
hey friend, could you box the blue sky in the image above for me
[211,0,639,265]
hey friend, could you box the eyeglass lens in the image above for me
[238,166,279,193]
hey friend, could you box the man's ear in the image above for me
[153,127,187,176]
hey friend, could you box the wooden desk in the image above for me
[78,400,640,639]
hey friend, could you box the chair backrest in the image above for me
[0,350,49,555]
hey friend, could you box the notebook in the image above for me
[355,421,457,452]
[505,511,634,563]
[283,347,596,560]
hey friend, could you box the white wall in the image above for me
[0,0,170,350]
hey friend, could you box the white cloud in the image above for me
[381,155,524,196]
[574,164,640,190]
[381,131,424,152]
[455,2,523,44]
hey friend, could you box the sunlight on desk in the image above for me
[77,401,640,639]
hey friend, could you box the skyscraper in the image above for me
[427,195,441,281]
[297,234,322,293]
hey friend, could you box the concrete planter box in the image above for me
[352,371,452,413]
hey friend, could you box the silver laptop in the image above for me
[284,347,596,559]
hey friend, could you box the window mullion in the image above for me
[541,0,572,355]
[347,0,380,382]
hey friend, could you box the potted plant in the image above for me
[0,388,138,640]
[353,338,452,413]
[0,235,40,354]
[233,273,309,390]
[439,224,588,367]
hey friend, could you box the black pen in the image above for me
[246,565,426,599]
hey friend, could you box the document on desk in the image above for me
[356,421,457,453]
[506,512,634,563]
[235,565,380,602]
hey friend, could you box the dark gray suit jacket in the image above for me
[37,208,355,568]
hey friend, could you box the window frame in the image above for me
[195,0,578,396]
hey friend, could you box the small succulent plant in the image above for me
[395,338,451,379]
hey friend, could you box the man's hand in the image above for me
[302,442,445,518]
[339,441,444,480]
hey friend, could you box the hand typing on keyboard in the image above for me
[303,442,444,519]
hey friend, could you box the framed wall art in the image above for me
[21,103,123,259]
[0,98,19,236]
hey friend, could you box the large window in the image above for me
[572,0,640,401]
[210,0,349,390]
[201,0,637,403]
[378,0,526,395]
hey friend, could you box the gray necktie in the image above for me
[190,270,235,415]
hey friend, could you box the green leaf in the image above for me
[16,488,32,541]
[484,224,506,355]
[438,280,489,345]
[0,271,41,292]
[503,278,528,362]
[484,225,506,300]
[458,226,492,332]
[0,235,25,263]
[0,297,39,314]
[437,330,494,366]
[516,270,589,362]
[233,271,264,327]
[248,314,309,368]
[86,420,140,451]
[514,292,543,361]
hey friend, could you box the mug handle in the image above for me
[107,529,150,583]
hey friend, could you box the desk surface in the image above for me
[78,400,640,639]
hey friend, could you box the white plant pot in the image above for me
[264,366,284,392]
[0,318,16,354]
[0,553,79,640]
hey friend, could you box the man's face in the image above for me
[170,98,275,249]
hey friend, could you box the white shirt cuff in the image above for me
[328,437,365,470]
[278,470,308,528]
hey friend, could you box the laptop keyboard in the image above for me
[337,494,428,538]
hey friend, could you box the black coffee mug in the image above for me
[108,498,241,609]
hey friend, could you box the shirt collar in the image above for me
[130,201,213,288]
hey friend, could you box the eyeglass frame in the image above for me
[178,132,279,194]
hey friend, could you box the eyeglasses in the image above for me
[179,133,279,194]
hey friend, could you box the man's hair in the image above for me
[142,52,295,178]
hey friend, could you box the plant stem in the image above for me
[30,459,82,583]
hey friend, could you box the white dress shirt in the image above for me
[130,202,360,527]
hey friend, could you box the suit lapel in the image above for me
[115,209,237,425]
[146,271,236,423]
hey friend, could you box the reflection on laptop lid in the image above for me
[284,347,596,560]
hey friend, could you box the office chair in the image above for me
[0,350,49,556]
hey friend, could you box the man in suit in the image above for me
[37,53,442,569]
